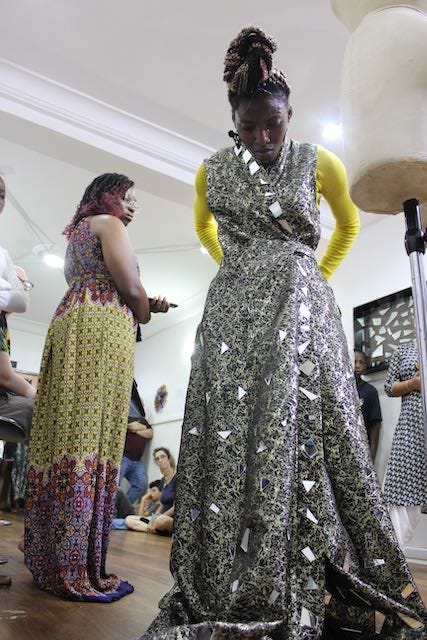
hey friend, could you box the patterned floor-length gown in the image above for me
[24,219,136,601]
[384,343,427,509]
[142,140,426,639]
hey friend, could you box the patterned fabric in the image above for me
[383,343,427,507]
[9,442,27,505]
[142,141,426,638]
[0,311,10,353]
[24,219,136,602]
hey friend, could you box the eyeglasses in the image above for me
[122,196,140,211]
[18,277,34,292]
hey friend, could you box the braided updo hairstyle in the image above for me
[224,27,291,113]
[63,173,134,239]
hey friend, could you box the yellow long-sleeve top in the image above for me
[194,145,360,281]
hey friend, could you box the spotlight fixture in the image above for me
[322,122,342,142]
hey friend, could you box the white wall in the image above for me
[134,313,202,483]
[7,323,46,373]
[331,213,423,346]
[331,213,427,561]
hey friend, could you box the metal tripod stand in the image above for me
[403,198,427,453]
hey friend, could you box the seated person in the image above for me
[138,479,162,517]
[125,447,176,535]
[0,258,35,431]
[0,175,34,583]
[115,487,135,519]
[111,487,135,530]
[1,267,35,511]
[119,380,153,505]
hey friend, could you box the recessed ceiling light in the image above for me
[322,122,342,142]
[43,253,64,269]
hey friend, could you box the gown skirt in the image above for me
[24,275,136,602]
[141,235,426,638]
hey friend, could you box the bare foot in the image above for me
[18,538,24,553]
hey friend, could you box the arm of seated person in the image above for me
[0,351,36,398]
[138,492,152,516]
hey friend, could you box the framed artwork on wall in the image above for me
[353,287,415,372]
[154,384,168,413]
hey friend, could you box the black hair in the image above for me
[354,349,368,366]
[224,27,291,115]
[63,172,134,238]
[149,479,162,490]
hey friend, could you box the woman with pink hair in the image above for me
[24,173,169,602]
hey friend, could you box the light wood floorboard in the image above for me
[0,513,425,639]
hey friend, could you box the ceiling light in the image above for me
[33,244,64,269]
[43,253,64,269]
[200,246,209,255]
[322,122,342,142]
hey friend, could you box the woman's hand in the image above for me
[149,297,170,313]
[410,372,421,392]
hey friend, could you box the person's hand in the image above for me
[127,420,140,433]
[411,372,421,392]
[147,518,158,533]
[149,296,170,313]
[15,266,32,304]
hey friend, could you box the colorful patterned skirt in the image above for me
[24,300,135,601]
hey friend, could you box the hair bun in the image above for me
[224,27,277,95]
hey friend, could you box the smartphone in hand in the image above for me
[148,297,178,308]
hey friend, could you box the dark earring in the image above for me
[228,130,241,148]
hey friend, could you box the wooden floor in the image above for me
[1,512,173,640]
[1,512,426,640]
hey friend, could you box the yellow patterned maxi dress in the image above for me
[24,218,136,601]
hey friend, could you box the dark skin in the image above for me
[90,187,169,323]
[233,92,293,167]
[354,351,381,461]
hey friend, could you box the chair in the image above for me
[0,417,26,443]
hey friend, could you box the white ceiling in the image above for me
[0,0,380,337]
